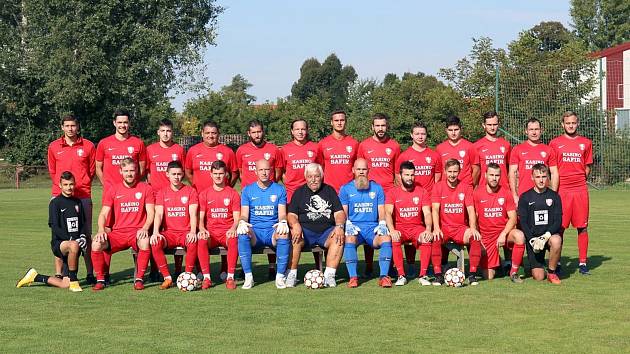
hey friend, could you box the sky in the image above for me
[170,0,572,111]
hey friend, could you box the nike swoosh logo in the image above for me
[56,151,64,155]
[116,195,124,199]
[558,145,565,148]
[152,155,160,158]
[61,208,67,212]
[521,152,528,155]
[164,198,170,202]
[196,154,203,158]
[349,194,356,197]
[288,154,295,157]
[251,197,258,200]
[367,150,374,154]
[441,153,449,156]
[244,154,252,158]
[529,202,535,205]
[481,149,488,152]
[326,147,334,151]
[441,196,447,199]
[108,148,115,151]
[208,200,214,204]
[395,200,403,203]
[480,200,487,203]
[408,159,414,162]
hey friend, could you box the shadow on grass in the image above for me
[560,254,611,277]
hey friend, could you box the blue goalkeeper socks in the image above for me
[378,242,392,278]
[238,234,253,274]
[344,242,358,278]
[275,238,290,275]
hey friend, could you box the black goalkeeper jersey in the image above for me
[48,195,87,243]
[517,187,562,241]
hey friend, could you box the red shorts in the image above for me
[108,228,139,253]
[207,228,230,249]
[480,233,515,269]
[559,190,589,229]
[396,225,426,247]
[161,229,189,248]
[442,225,467,244]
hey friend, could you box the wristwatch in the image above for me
[335,223,345,230]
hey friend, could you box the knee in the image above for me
[137,238,150,250]
[549,235,562,249]
[91,240,103,251]
[512,230,525,244]
[68,241,80,253]
[532,270,546,281]
[345,236,357,245]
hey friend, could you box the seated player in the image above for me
[386,161,440,286]
[17,171,87,292]
[473,163,526,283]
[432,159,483,286]
[91,158,155,291]
[198,160,241,290]
[517,163,563,284]
[286,163,346,288]
[150,161,199,289]
[339,159,393,288]
[237,159,291,289]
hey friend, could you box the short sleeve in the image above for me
[278,185,287,205]
[329,188,343,213]
[504,191,516,212]
[184,146,194,170]
[231,189,241,212]
[421,188,431,207]
[431,184,441,204]
[385,188,395,205]
[584,140,593,165]
[509,146,519,165]
[145,185,156,204]
[240,185,249,207]
[464,186,474,207]
[103,187,114,207]
[434,151,443,173]
[338,185,349,206]
[377,185,385,205]
[155,189,165,206]
[198,191,207,212]
[189,188,199,205]
[547,146,558,167]
[95,141,105,162]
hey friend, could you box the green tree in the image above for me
[570,0,630,51]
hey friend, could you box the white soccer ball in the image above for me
[176,272,199,292]
[303,269,324,289]
[444,268,465,288]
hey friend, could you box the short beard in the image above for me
[402,180,414,189]
[355,176,369,190]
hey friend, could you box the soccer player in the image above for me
[508,118,559,205]
[339,159,393,288]
[47,114,95,283]
[286,163,346,288]
[185,121,238,192]
[432,159,483,286]
[91,158,155,291]
[318,110,359,193]
[146,119,186,191]
[386,161,440,286]
[473,163,526,283]
[279,118,321,203]
[472,111,511,188]
[517,163,563,284]
[197,160,241,290]
[16,172,87,292]
[150,161,199,290]
[236,159,291,289]
[436,115,478,187]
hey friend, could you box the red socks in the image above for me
[185,242,198,273]
[392,241,406,277]
[226,237,238,274]
[468,239,481,273]
[431,241,443,274]
[151,240,171,278]
[91,250,105,281]
[419,243,431,277]
[136,249,150,280]
[510,243,525,275]
[578,231,589,264]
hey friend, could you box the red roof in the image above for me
[591,41,630,59]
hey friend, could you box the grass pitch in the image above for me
[1,188,629,353]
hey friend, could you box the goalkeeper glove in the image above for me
[237,220,252,235]
[373,220,389,236]
[345,220,361,236]
[76,235,88,253]
[273,220,289,235]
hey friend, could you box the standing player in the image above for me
[318,110,359,193]
[339,159,393,288]
[185,121,238,192]
[473,163,526,282]
[517,164,563,284]
[16,172,87,292]
[432,159,483,286]
[236,159,291,289]
[150,161,199,290]
[286,163,346,288]
[508,118,559,205]
[549,111,593,275]
[197,160,241,290]
[146,119,186,191]
[472,111,511,188]
[47,114,95,283]
[386,161,440,286]
[436,115,478,187]
[279,118,321,203]
[91,158,155,291]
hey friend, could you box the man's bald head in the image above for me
[353,158,369,189]
[255,159,271,183]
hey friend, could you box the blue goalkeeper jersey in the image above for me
[339,180,384,224]
[241,181,287,230]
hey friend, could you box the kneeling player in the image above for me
[340,159,393,288]
[150,161,199,289]
[386,161,440,286]
[286,163,346,287]
[237,159,291,289]
[473,163,526,283]
[518,163,563,284]
[91,158,155,290]
[432,159,482,285]
[17,171,87,292]
[198,161,241,290]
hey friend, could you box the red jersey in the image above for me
[509,142,557,196]
[146,142,186,190]
[198,186,241,231]
[385,186,431,228]
[279,141,321,202]
[185,143,237,192]
[549,135,593,192]
[473,137,511,186]
[47,136,96,199]
[318,135,359,193]
[103,182,154,230]
[473,186,515,237]
[95,135,147,191]
[432,180,473,230]
[236,142,281,187]
[156,185,198,233]
[436,139,477,186]
[395,146,442,191]
[358,137,400,191]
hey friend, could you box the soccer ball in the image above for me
[176,272,199,292]
[303,269,324,289]
[444,268,465,287]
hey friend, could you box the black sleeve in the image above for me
[288,188,302,215]
[548,192,563,235]
[78,200,88,236]
[328,187,343,213]
[48,199,66,242]
[517,194,533,240]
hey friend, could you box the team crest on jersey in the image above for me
[75,205,80,213]
[307,150,314,158]
[579,144,585,151]
[135,192,142,200]
[270,194,277,203]
[425,156,432,164]
[127,146,134,154]
[369,191,376,199]
[264,153,271,160]
[385,148,392,156]
[541,151,547,158]
[500,146,505,154]
[459,150,466,158]
[181,196,188,204]
[171,154,178,161]
[412,196,420,205]
[216,152,223,161]
[458,193,465,201]
[77,148,84,157]
[346,146,353,153]
[498,197,505,206]
[546,198,553,206]
[223,198,230,206]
